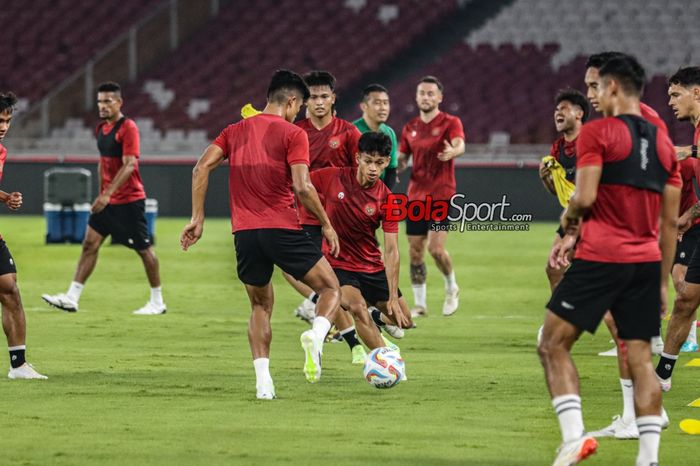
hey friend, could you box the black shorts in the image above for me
[0,240,17,276]
[302,224,323,249]
[234,228,323,287]
[675,223,700,266]
[88,199,151,250]
[547,259,661,340]
[334,268,402,306]
[405,218,451,236]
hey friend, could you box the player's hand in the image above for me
[549,234,576,269]
[385,296,407,328]
[675,146,692,161]
[539,161,550,180]
[660,282,669,319]
[5,192,22,210]
[91,194,110,213]
[180,220,203,251]
[397,157,408,173]
[678,212,692,237]
[437,140,458,161]
[322,224,340,257]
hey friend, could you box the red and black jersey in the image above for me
[399,111,465,202]
[0,143,6,184]
[96,117,146,204]
[310,167,398,273]
[549,136,577,183]
[575,114,680,263]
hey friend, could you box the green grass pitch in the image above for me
[0,216,697,465]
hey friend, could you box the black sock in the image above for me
[371,308,385,328]
[309,292,319,304]
[9,346,26,369]
[655,354,678,380]
[341,328,361,349]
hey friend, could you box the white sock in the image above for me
[443,270,457,291]
[67,281,84,302]
[552,394,584,443]
[689,320,697,344]
[150,286,163,306]
[312,316,331,346]
[253,358,271,386]
[339,326,355,335]
[620,378,635,423]
[412,284,427,308]
[661,351,679,360]
[636,415,662,465]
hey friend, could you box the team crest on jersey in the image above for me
[410,130,417,138]
[431,127,441,136]
[338,191,345,200]
[364,203,376,216]
[329,137,340,149]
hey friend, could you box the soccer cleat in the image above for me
[133,302,167,315]
[661,407,669,430]
[552,435,598,466]
[351,345,367,365]
[256,379,276,400]
[381,335,400,353]
[383,323,405,339]
[589,415,639,439]
[656,373,672,392]
[651,336,664,355]
[293,299,315,325]
[41,293,78,312]
[442,286,459,316]
[681,341,699,353]
[410,306,427,318]
[8,363,48,380]
[598,346,617,357]
[300,330,322,383]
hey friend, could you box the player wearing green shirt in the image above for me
[353,84,399,191]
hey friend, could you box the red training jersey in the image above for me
[575,116,681,263]
[310,167,398,273]
[640,102,668,135]
[399,111,465,202]
[97,118,146,204]
[295,117,361,225]
[212,114,310,233]
[0,143,6,184]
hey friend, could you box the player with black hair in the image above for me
[283,70,369,365]
[353,84,399,191]
[310,131,412,352]
[540,54,679,466]
[539,89,589,291]
[398,76,465,318]
[654,66,700,391]
[0,92,47,380]
[181,69,342,399]
[42,81,166,315]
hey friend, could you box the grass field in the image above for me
[0,216,698,466]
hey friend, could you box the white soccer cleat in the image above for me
[133,302,167,315]
[410,305,427,318]
[651,336,664,355]
[598,346,617,357]
[293,299,315,324]
[300,330,322,383]
[383,323,405,339]
[442,286,459,316]
[552,435,598,466]
[42,293,78,312]
[589,415,639,439]
[656,373,672,392]
[8,363,48,380]
[256,379,276,400]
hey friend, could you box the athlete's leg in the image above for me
[340,285,383,349]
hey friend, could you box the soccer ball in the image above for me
[363,347,405,389]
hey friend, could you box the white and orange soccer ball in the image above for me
[363,347,405,389]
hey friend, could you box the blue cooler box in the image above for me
[44,203,91,243]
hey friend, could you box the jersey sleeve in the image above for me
[346,124,361,167]
[118,120,140,157]
[399,124,411,154]
[576,123,605,168]
[309,167,333,195]
[447,116,465,142]
[287,129,310,166]
[212,125,231,159]
[549,140,560,159]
